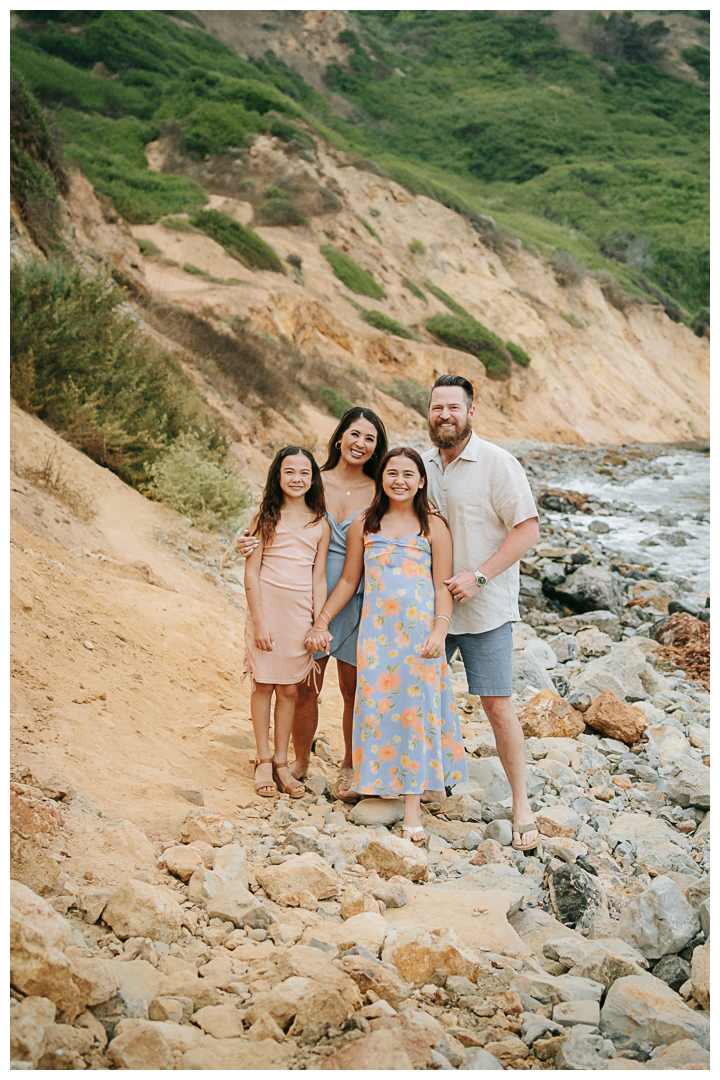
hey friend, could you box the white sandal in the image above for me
[402,825,426,844]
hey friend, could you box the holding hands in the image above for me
[304,626,332,654]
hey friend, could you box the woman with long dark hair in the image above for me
[243,447,331,798]
[307,448,466,840]
[237,407,388,797]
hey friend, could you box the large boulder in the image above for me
[102,881,183,944]
[609,814,693,878]
[665,757,710,809]
[584,690,648,744]
[545,863,608,926]
[206,882,272,929]
[358,835,428,882]
[301,911,387,957]
[517,690,585,740]
[691,942,710,1009]
[570,641,654,701]
[10,881,95,1023]
[646,1039,710,1070]
[559,610,621,640]
[321,1027,414,1070]
[600,975,710,1050]
[465,756,512,803]
[631,580,680,612]
[179,809,234,848]
[382,926,480,986]
[245,975,353,1035]
[107,1018,175,1070]
[338,955,411,1009]
[256,852,339,901]
[512,651,554,694]
[547,565,623,615]
[617,877,700,960]
[10,996,57,1067]
[275,945,362,1010]
[159,845,204,883]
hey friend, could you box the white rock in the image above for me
[600,974,709,1050]
[102,881,183,944]
[617,876,700,960]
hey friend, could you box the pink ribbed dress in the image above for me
[243,519,324,687]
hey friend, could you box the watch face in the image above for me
[475,572,487,587]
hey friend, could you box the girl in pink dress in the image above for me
[244,447,331,799]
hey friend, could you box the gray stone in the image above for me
[665,757,710,809]
[553,999,600,1027]
[549,565,623,616]
[617,876,700,960]
[546,863,608,927]
[555,1038,603,1070]
[91,992,148,1039]
[371,883,407,910]
[645,1039,710,1070]
[521,1016,563,1046]
[206,882,272,930]
[460,1048,503,1069]
[430,1049,456,1069]
[650,955,691,993]
[545,633,577,663]
[554,975,604,1001]
[684,874,709,909]
[697,898,709,938]
[512,652,554,694]
[485,820,513,846]
[350,799,405,828]
[463,830,483,850]
[446,976,476,998]
[465,758,512,804]
[560,610,621,640]
[543,562,567,586]
[304,775,328,797]
[600,975,710,1050]
[285,826,323,854]
[609,814,692,878]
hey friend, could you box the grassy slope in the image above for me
[10,10,708,315]
[328,11,709,314]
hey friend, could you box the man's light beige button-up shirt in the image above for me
[423,432,538,635]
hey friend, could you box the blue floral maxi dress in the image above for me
[352,532,467,796]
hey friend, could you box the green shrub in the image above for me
[425,313,512,378]
[147,433,250,530]
[263,113,315,149]
[10,72,67,252]
[264,185,286,199]
[692,308,709,338]
[408,238,425,255]
[561,311,584,330]
[378,377,428,415]
[360,309,418,340]
[136,238,161,258]
[590,12,669,64]
[190,209,284,272]
[506,341,531,367]
[318,384,353,419]
[401,277,427,302]
[424,282,468,316]
[10,258,222,487]
[258,198,307,227]
[547,251,587,287]
[357,215,381,241]
[320,245,385,298]
[162,216,195,232]
[11,39,152,117]
[682,46,709,82]
[181,100,260,157]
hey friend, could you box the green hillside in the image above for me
[10,9,709,318]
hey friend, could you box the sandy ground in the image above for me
[10,403,345,845]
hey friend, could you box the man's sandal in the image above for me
[272,760,305,800]
[512,820,540,852]
[402,826,427,844]
[253,757,277,798]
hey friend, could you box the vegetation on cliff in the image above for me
[10,9,708,318]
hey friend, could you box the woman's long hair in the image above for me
[364,447,434,537]
[253,446,326,547]
[322,407,388,480]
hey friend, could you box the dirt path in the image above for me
[10,404,345,841]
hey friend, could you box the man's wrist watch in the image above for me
[474,570,488,589]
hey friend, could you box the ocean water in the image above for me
[554,451,710,594]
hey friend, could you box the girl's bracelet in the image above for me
[434,614,451,626]
[312,623,329,631]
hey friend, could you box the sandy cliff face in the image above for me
[12,130,708,491]
[132,134,708,460]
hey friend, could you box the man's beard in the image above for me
[428,415,472,449]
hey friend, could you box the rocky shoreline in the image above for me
[11,443,710,1070]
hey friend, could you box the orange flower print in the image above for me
[378,742,397,762]
[352,746,364,768]
[395,632,411,649]
[373,614,384,630]
[362,682,375,700]
[365,638,379,659]
[423,665,441,689]
[406,656,425,677]
[407,604,419,620]
[397,707,422,732]
[400,558,418,579]
[377,697,392,714]
[382,597,403,617]
[376,670,401,694]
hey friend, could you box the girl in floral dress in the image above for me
[307,448,466,841]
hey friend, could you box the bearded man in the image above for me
[422,374,540,850]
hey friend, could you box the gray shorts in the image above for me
[445,621,513,697]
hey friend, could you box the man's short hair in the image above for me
[429,373,474,410]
